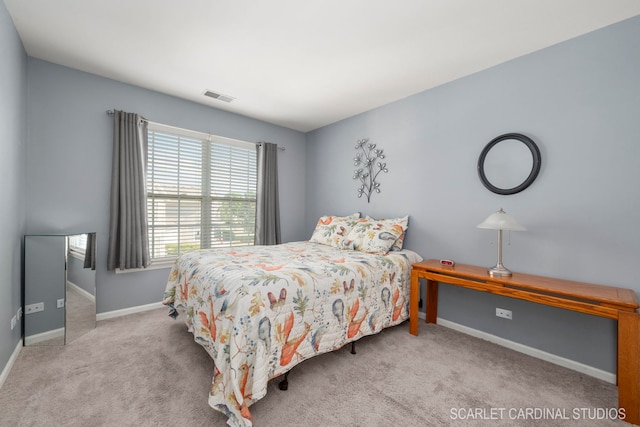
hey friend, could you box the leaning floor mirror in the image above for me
[24,233,96,346]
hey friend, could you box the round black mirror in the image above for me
[478,133,541,195]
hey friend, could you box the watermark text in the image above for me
[449,407,625,421]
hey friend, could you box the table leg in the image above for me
[618,310,640,425]
[410,271,420,336]
[426,279,438,324]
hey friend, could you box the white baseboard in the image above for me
[67,280,96,303]
[418,312,616,384]
[96,301,164,322]
[0,341,22,390]
[24,327,64,346]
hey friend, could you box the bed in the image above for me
[162,214,422,427]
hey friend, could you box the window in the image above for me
[146,122,257,262]
[68,234,88,259]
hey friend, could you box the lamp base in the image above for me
[488,265,513,277]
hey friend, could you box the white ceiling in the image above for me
[5,1,640,132]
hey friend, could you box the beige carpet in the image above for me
[64,283,96,345]
[0,308,628,427]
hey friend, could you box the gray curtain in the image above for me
[107,110,150,270]
[83,232,97,271]
[254,142,281,245]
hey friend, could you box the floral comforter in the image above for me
[162,241,422,427]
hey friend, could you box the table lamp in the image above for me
[477,208,525,277]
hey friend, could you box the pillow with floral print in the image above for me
[365,215,408,251]
[340,218,404,254]
[309,213,360,247]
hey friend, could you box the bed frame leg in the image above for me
[278,371,289,391]
[278,342,355,391]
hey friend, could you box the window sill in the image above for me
[69,250,86,261]
[115,259,175,274]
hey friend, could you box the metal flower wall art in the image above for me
[352,138,388,202]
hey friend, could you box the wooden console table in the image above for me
[409,259,640,425]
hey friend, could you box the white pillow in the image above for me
[365,215,408,251]
[341,219,404,254]
[309,213,360,247]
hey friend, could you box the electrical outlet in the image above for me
[496,308,512,319]
[10,315,17,330]
[25,302,44,314]
[57,299,65,309]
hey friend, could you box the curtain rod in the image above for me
[106,110,284,151]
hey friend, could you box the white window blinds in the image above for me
[146,122,257,262]
[68,234,88,257]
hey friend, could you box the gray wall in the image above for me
[67,250,95,297]
[0,1,28,375]
[24,235,66,336]
[305,16,640,374]
[25,59,308,314]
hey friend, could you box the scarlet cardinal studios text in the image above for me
[449,407,625,421]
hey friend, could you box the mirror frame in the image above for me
[477,133,541,195]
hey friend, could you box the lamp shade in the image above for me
[477,208,525,231]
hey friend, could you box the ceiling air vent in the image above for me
[203,90,235,103]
